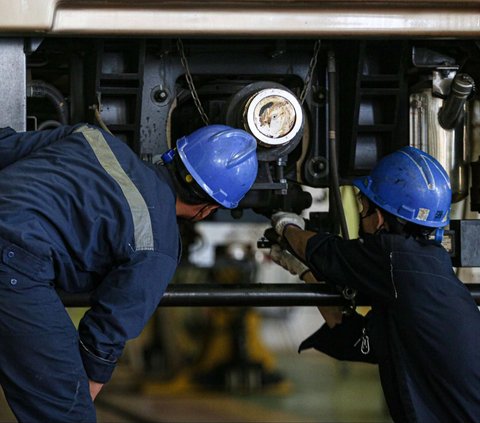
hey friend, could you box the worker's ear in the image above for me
[375,208,385,230]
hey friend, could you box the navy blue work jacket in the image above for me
[300,232,480,422]
[0,124,180,383]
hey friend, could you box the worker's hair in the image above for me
[361,195,434,239]
[380,209,434,240]
[167,154,216,206]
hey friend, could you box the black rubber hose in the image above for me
[327,50,349,240]
[27,80,69,125]
[438,73,474,130]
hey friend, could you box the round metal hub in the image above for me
[244,88,303,147]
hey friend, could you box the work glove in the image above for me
[271,212,305,237]
[269,244,310,279]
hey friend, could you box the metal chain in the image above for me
[177,38,318,120]
[300,40,321,104]
[176,39,210,125]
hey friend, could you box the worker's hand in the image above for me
[271,212,305,237]
[269,244,309,279]
[89,380,104,401]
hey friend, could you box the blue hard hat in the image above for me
[176,125,258,209]
[353,146,451,228]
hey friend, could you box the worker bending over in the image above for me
[0,123,258,422]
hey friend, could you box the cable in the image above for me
[327,50,349,240]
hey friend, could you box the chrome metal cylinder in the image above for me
[410,89,469,203]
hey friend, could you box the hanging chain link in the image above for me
[177,39,210,125]
[300,40,321,104]
[177,38,319,122]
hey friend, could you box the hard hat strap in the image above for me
[168,154,215,205]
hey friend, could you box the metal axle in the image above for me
[60,283,480,307]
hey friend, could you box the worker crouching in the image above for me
[268,146,480,422]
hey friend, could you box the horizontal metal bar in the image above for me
[51,6,480,37]
[60,283,480,307]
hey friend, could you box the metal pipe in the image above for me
[59,283,480,307]
[410,82,470,203]
[26,80,69,125]
[37,119,62,130]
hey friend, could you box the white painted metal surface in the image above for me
[0,0,479,36]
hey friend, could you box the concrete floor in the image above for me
[0,351,391,423]
[100,351,391,423]
[0,305,391,422]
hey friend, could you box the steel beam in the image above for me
[60,283,480,307]
[0,39,26,131]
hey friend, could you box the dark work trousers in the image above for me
[0,263,96,423]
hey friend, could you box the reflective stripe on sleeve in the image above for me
[76,125,154,251]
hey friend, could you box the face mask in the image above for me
[358,217,367,239]
[355,191,364,215]
[357,193,377,238]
